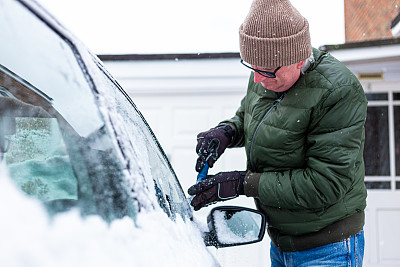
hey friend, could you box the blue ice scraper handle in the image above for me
[187,161,209,207]
[196,139,219,183]
[196,162,209,183]
[188,156,210,210]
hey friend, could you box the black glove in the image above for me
[188,171,246,211]
[195,124,235,172]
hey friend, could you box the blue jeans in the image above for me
[270,229,365,267]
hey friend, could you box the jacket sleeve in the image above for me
[219,95,247,148]
[244,84,367,210]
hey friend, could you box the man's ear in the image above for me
[296,59,306,69]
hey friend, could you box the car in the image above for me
[0,0,266,266]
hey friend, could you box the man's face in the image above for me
[252,60,305,92]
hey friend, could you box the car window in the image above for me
[2,113,77,202]
[92,61,191,219]
[0,0,135,222]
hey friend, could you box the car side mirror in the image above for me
[204,206,267,248]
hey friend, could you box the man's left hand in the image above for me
[188,171,246,211]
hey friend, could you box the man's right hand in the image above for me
[195,124,235,172]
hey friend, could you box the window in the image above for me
[364,105,390,176]
[395,106,400,178]
[0,0,135,221]
[3,115,77,202]
[364,91,400,190]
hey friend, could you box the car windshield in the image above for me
[0,0,135,222]
[90,59,190,219]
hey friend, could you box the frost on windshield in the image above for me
[81,56,191,219]
[6,118,77,201]
[213,210,262,244]
[0,94,78,203]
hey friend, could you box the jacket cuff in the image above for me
[244,171,261,198]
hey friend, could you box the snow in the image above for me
[0,165,217,267]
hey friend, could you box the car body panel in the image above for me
[0,0,217,265]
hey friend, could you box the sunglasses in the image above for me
[240,59,281,78]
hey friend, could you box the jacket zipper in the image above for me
[249,92,286,171]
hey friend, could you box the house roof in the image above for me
[318,37,400,64]
[319,37,400,52]
[98,52,240,61]
[98,38,400,64]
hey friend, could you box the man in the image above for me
[188,0,367,266]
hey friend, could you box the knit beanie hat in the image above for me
[239,0,312,68]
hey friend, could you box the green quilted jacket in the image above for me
[222,48,367,238]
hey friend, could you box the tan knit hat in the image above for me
[239,0,312,69]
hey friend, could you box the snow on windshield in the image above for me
[0,166,216,267]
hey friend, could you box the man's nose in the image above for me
[253,72,266,83]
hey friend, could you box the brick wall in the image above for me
[345,0,400,42]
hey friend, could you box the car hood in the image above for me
[0,166,218,267]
